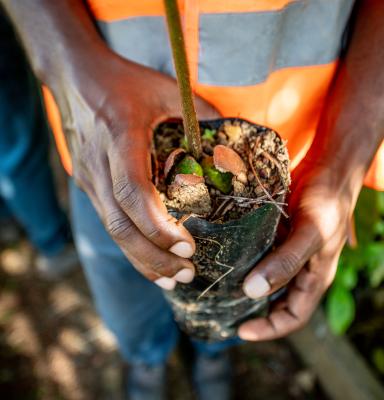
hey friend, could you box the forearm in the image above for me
[306,0,384,194]
[1,0,109,87]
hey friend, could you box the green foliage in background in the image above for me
[372,348,384,375]
[326,189,384,335]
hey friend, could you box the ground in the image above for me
[0,150,327,400]
[0,238,327,400]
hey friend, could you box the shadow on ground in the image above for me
[0,240,327,400]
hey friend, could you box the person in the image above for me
[2,0,383,399]
[0,11,78,279]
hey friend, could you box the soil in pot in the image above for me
[153,118,291,341]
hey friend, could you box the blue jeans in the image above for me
[70,182,237,365]
[0,13,69,256]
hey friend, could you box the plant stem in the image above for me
[163,0,202,160]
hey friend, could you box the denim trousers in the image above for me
[0,13,69,256]
[70,182,237,365]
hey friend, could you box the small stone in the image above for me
[223,124,242,142]
[166,182,211,215]
[233,179,246,195]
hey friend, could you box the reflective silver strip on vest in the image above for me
[199,0,355,86]
[98,0,355,87]
[98,17,175,77]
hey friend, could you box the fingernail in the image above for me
[243,275,271,299]
[238,326,259,341]
[155,277,176,291]
[169,241,194,258]
[173,268,194,283]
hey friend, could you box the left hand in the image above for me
[238,159,358,340]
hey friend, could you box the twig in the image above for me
[197,266,234,300]
[192,235,235,300]
[176,213,198,226]
[209,198,232,220]
[261,149,283,174]
[218,191,286,203]
[219,200,235,217]
[237,200,287,208]
[218,194,269,202]
[248,151,289,218]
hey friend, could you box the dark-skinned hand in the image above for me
[239,161,355,340]
[51,53,220,290]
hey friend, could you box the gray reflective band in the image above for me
[98,17,175,77]
[97,0,355,87]
[199,0,355,86]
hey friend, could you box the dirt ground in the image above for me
[0,237,328,400]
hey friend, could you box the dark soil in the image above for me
[154,118,290,222]
[154,119,291,341]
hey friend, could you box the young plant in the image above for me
[160,0,291,341]
[164,0,202,160]
[163,0,240,195]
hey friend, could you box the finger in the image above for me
[243,217,322,299]
[108,133,196,258]
[92,157,196,286]
[239,257,337,341]
[239,274,320,340]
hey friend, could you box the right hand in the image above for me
[50,51,220,289]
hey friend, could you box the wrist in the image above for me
[304,101,383,198]
[44,43,113,96]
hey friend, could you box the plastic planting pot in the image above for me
[160,118,287,341]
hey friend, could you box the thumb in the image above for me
[108,130,196,257]
[243,218,322,299]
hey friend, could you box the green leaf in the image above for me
[372,348,384,375]
[201,157,232,194]
[363,243,384,287]
[174,156,203,177]
[338,247,365,272]
[373,220,384,237]
[354,189,381,245]
[377,192,384,215]
[326,286,355,335]
[334,263,358,290]
[202,128,216,142]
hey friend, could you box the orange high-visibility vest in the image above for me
[43,0,384,190]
